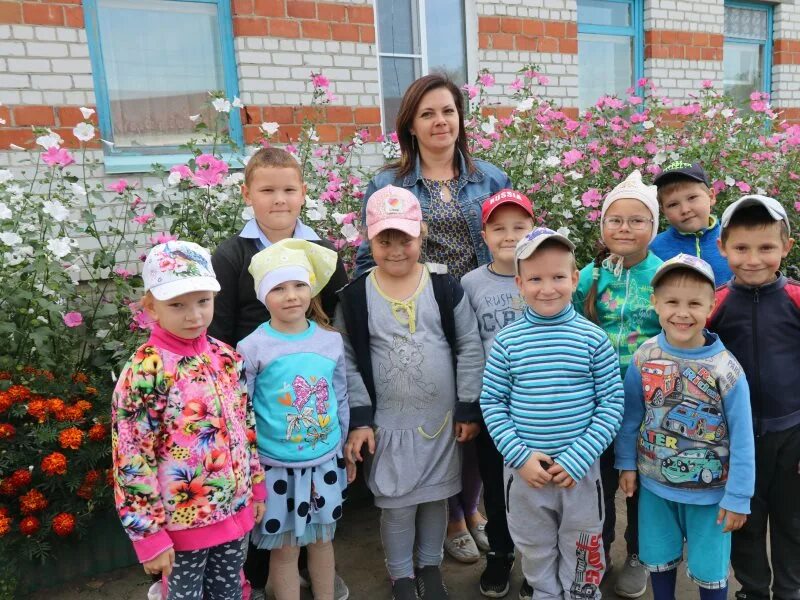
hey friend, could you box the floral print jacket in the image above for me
[112,325,266,562]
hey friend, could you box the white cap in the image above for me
[143,241,220,301]
[601,170,660,242]
[514,227,575,274]
[721,194,790,234]
[651,253,715,288]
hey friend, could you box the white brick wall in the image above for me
[646,60,723,99]
[774,2,800,40]
[0,24,93,106]
[773,66,800,107]
[477,0,577,23]
[479,49,578,107]
[235,37,380,107]
[645,0,724,33]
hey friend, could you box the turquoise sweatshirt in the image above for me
[649,216,732,285]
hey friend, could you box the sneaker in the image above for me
[444,531,480,563]
[392,577,420,600]
[415,565,449,599]
[468,520,491,552]
[298,569,350,600]
[613,554,648,599]
[518,579,533,600]
[479,552,514,598]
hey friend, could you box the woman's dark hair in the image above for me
[583,244,611,324]
[392,73,476,179]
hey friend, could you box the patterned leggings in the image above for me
[167,537,247,600]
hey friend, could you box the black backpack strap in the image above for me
[337,273,376,429]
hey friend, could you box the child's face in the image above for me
[602,198,653,261]
[481,205,534,267]
[242,166,306,235]
[265,281,312,328]
[515,246,578,317]
[370,229,422,278]
[660,183,716,233]
[652,278,715,349]
[719,223,794,287]
[144,290,214,339]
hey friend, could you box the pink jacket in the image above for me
[112,325,266,562]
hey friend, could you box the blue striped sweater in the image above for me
[480,304,624,480]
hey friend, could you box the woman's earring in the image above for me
[411,135,417,153]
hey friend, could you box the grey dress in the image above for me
[336,265,484,508]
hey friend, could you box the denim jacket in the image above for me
[354,152,511,277]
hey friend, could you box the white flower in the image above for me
[69,182,87,196]
[725,176,735,186]
[642,120,654,130]
[167,171,183,186]
[308,127,319,142]
[341,222,360,242]
[100,138,115,148]
[232,97,244,109]
[561,210,573,219]
[551,194,564,204]
[36,130,63,149]
[557,226,571,238]
[705,108,717,119]
[42,200,70,222]
[151,183,166,194]
[212,98,231,113]
[5,245,33,266]
[305,196,326,221]
[480,116,497,135]
[0,169,13,184]
[95,329,109,339]
[721,108,734,118]
[0,203,10,219]
[756,187,766,196]
[653,151,668,165]
[568,170,583,180]
[241,206,255,221]
[46,237,76,259]
[73,122,95,142]
[64,263,81,283]
[79,107,95,119]
[516,98,534,113]
[544,155,560,168]
[260,122,280,136]
[189,114,201,123]
[570,198,582,208]
[223,172,244,187]
[0,232,22,246]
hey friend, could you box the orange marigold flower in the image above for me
[75,400,92,413]
[41,452,67,476]
[0,513,11,536]
[19,515,40,536]
[47,398,65,414]
[88,423,107,442]
[85,386,98,396]
[0,393,11,413]
[39,370,55,381]
[0,423,14,439]
[77,485,92,500]
[8,385,32,403]
[22,366,37,375]
[0,371,11,380]
[58,427,84,450]
[9,469,32,488]
[0,480,16,496]
[19,489,47,514]
[51,512,76,537]
[84,470,101,486]
[26,399,49,422]
[72,372,89,384]
[59,406,84,422]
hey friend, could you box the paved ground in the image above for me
[28,494,741,599]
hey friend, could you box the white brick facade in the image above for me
[477,0,577,22]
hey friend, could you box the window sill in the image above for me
[102,151,246,175]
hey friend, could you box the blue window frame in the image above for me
[724,1,773,109]
[84,0,242,173]
[576,0,644,110]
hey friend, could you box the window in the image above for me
[577,0,644,110]
[724,1,773,108]
[375,0,468,133]
[84,0,242,173]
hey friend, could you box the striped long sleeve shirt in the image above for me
[480,304,624,481]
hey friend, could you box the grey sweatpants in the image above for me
[167,537,247,600]
[505,461,606,600]
[380,500,448,579]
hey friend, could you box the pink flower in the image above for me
[645,142,659,155]
[794,201,800,212]
[589,158,601,174]
[637,78,649,88]
[736,181,751,192]
[130,196,144,209]
[627,95,643,105]
[113,267,133,279]
[151,232,178,245]
[42,147,75,168]
[63,312,83,328]
[510,78,524,91]
[463,84,479,99]
[702,80,714,89]
[389,132,398,143]
[582,188,602,207]
[286,144,297,154]
[562,149,583,167]
[192,154,229,187]
[128,301,156,331]
[333,239,347,251]
[108,179,129,194]
[750,100,767,113]
[169,165,192,180]
[618,157,631,169]
[587,210,602,222]
[712,180,726,195]
[536,74,549,86]
[631,156,645,167]
[324,90,338,103]
[311,73,329,89]
[348,175,361,186]
[133,213,155,225]
[479,73,495,87]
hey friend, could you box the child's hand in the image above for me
[346,459,357,484]
[143,548,175,578]
[619,470,637,497]
[717,509,747,533]
[345,428,375,463]
[518,452,553,488]
[254,501,266,524]
[454,421,480,442]
[547,462,576,488]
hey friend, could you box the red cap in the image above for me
[481,189,534,225]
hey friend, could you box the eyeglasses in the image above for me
[602,216,653,231]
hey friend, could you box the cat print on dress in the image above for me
[378,334,437,412]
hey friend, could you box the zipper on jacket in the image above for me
[695,235,701,257]
[595,479,603,521]
[752,288,762,437]
[505,473,513,513]
[617,270,630,355]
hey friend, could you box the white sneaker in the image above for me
[444,531,480,563]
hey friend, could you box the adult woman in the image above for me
[353,73,511,280]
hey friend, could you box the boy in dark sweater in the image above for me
[708,194,799,600]
[209,147,349,600]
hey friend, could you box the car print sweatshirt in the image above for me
[615,332,755,514]
[112,324,266,563]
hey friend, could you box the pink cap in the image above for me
[482,189,534,224]
[365,185,422,239]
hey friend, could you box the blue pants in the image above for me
[167,537,247,600]
[639,486,730,589]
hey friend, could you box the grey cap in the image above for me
[514,227,575,274]
[651,253,715,288]
[721,194,790,234]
